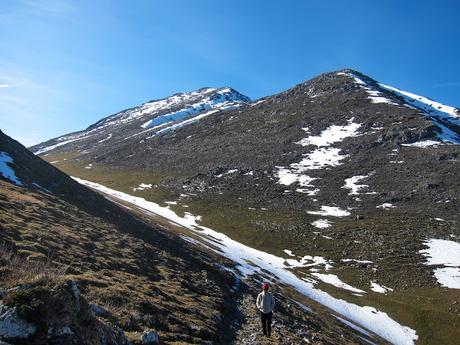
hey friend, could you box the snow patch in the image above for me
[433,268,460,289]
[98,133,112,143]
[380,83,460,144]
[311,273,365,294]
[419,239,460,289]
[0,152,23,186]
[376,203,395,209]
[370,282,393,294]
[341,72,397,105]
[401,140,441,148]
[285,255,333,271]
[307,206,350,217]
[342,175,373,195]
[34,136,91,155]
[153,109,220,136]
[311,219,332,229]
[275,118,361,195]
[297,121,361,147]
[133,183,153,192]
[342,259,373,264]
[215,169,238,178]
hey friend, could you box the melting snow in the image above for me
[98,133,112,143]
[0,152,23,186]
[340,72,397,105]
[216,169,238,178]
[276,168,317,187]
[297,121,361,147]
[311,219,332,229]
[284,249,295,257]
[342,259,373,264]
[141,88,248,135]
[370,282,393,294]
[34,137,87,155]
[153,109,220,136]
[133,183,153,192]
[307,206,351,217]
[311,273,365,294]
[419,239,460,289]
[419,239,460,266]
[275,118,361,195]
[432,268,460,289]
[284,255,334,271]
[342,175,372,195]
[251,99,266,106]
[401,140,441,148]
[295,147,348,169]
[72,177,418,345]
[379,83,460,144]
[376,203,395,209]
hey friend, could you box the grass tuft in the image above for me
[0,244,69,288]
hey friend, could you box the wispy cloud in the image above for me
[22,0,76,17]
[0,78,29,88]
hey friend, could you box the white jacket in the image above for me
[256,291,275,313]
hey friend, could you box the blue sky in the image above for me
[1,0,459,146]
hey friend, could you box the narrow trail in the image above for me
[232,294,282,345]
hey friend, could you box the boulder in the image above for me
[0,304,36,339]
[141,329,159,344]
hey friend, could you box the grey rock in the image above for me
[141,329,159,344]
[0,304,36,339]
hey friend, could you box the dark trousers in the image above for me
[260,311,272,336]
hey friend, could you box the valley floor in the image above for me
[74,177,415,345]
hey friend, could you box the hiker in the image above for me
[256,282,275,337]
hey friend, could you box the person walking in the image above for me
[256,282,275,337]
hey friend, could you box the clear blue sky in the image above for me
[1,0,459,146]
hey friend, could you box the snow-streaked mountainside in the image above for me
[33,87,250,155]
[338,70,460,145]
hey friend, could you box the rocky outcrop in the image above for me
[0,281,130,345]
[0,304,36,340]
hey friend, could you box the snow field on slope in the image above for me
[311,219,332,229]
[142,88,248,135]
[339,71,460,145]
[275,119,361,198]
[338,72,397,105]
[34,88,249,154]
[370,281,393,294]
[73,177,418,345]
[342,175,370,195]
[419,239,460,289]
[307,206,350,217]
[0,151,23,186]
[311,273,365,294]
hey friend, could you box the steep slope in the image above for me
[0,130,237,344]
[0,130,377,345]
[31,69,460,345]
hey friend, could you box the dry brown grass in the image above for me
[0,244,69,288]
